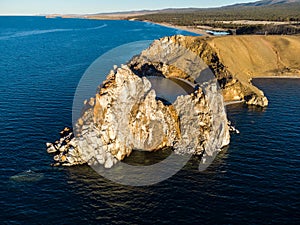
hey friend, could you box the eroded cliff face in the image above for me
[47,36,232,168]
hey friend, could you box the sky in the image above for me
[0,0,258,15]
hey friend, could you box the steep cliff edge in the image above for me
[160,35,300,107]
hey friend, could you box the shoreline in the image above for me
[46,15,212,36]
[142,20,211,36]
[252,75,300,79]
[225,100,245,106]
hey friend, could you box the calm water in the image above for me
[0,17,299,224]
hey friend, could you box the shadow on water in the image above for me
[59,146,230,223]
[123,147,173,166]
[64,145,230,189]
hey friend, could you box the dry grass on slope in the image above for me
[168,35,300,105]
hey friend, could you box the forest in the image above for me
[132,2,300,34]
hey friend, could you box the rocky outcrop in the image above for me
[47,35,300,167]
[47,36,232,167]
[72,66,218,168]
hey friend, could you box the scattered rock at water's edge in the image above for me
[47,127,85,167]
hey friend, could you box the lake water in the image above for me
[0,17,299,224]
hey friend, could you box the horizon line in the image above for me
[0,5,228,17]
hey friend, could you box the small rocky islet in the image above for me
[47,35,299,168]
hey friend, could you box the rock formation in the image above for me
[47,35,234,168]
[47,35,300,167]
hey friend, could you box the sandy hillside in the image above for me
[208,35,300,80]
[163,35,300,106]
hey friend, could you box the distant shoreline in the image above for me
[141,20,211,36]
[45,15,219,36]
[45,14,300,36]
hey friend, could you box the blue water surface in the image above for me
[0,17,299,225]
